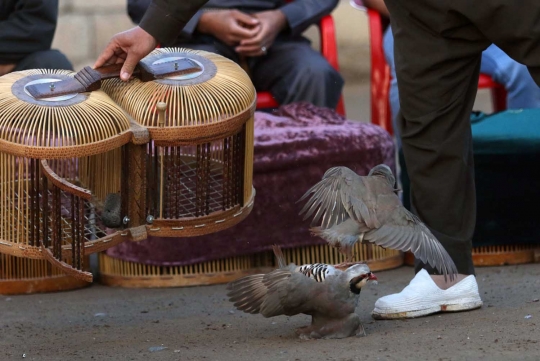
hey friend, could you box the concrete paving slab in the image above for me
[2,263,538,361]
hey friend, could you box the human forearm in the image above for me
[0,63,16,76]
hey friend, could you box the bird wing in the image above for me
[363,202,458,278]
[227,270,292,315]
[262,271,321,317]
[298,167,380,229]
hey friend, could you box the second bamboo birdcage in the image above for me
[100,48,256,238]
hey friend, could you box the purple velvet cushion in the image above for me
[106,103,395,266]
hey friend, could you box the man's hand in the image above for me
[0,63,16,76]
[197,10,260,46]
[235,10,287,57]
[94,26,157,81]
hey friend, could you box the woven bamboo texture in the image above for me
[0,69,132,159]
[103,48,256,236]
[0,69,132,282]
[404,244,540,267]
[102,48,255,130]
[98,243,402,288]
[0,253,89,295]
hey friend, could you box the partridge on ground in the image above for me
[227,246,377,339]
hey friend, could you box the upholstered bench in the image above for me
[470,109,540,265]
[99,103,400,287]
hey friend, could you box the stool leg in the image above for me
[491,85,507,112]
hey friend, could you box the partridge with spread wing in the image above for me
[298,164,458,280]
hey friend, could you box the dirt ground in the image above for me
[1,263,539,361]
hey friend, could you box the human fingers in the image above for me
[95,26,156,78]
[120,51,140,81]
[230,23,261,39]
[231,10,260,27]
[94,41,121,68]
[235,42,269,57]
[237,30,266,47]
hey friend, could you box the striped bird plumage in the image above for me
[297,263,336,282]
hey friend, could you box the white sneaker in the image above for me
[372,269,483,319]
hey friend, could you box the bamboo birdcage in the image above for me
[0,50,258,289]
[0,69,133,290]
[100,48,256,238]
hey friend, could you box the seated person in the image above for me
[128,0,344,109]
[0,0,72,77]
[364,0,540,133]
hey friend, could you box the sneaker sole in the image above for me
[371,299,483,320]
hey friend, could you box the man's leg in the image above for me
[15,49,73,71]
[372,0,490,319]
[458,0,540,88]
[384,0,491,277]
[250,39,344,109]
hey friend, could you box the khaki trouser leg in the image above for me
[384,0,490,275]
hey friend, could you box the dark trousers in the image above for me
[176,35,344,109]
[384,0,540,275]
[14,49,73,72]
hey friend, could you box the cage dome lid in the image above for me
[0,69,132,159]
[102,48,256,144]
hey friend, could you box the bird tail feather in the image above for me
[227,274,266,314]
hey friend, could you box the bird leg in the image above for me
[334,233,366,269]
[356,322,367,337]
[333,246,356,270]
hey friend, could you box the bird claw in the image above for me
[355,323,367,337]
